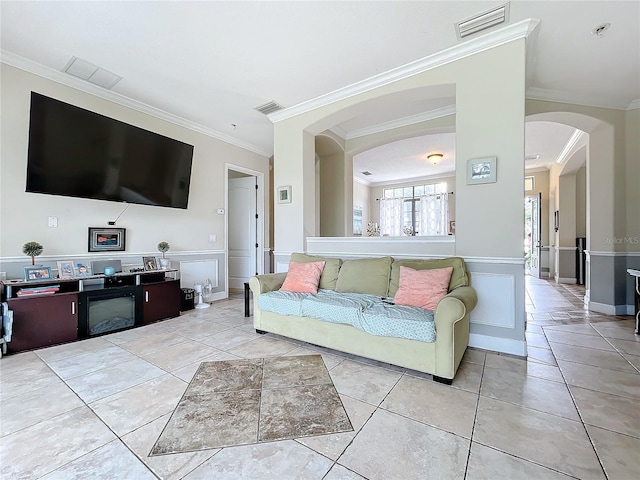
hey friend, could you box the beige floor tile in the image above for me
[0,406,116,480]
[324,463,367,479]
[542,323,599,336]
[527,345,559,365]
[526,331,550,349]
[227,336,298,358]
[466,443,575,479]
[450,360,484,393]
[45,345,140,380]
[0,377,84,436]
[283,346,345,370]
[526,323,544,334]
[622,352,640,371]
[383,374,478,437]
[122,414,218,480]
[118,330,189,357]
[543,330,615,351]
[0,355,61,401]
[39,439,156,480]
[524,360,565,383]
[34,336,115,363]
[296,394,376,460]
[608,337,640,356]
[462,347,487,365]
[569,386,640,438]
[586,425,640,480]
[172,320,232,341]
[182,440,333,479]
[199,327,259,351]
[485,352,528,374]
[591,321,638,340]
[481,367,579,420]
[328,359,402,406]
[474,397,605,479]
[170,351,242,383]
[550,342,637,373]
[65,356,166,403]
[557,360,640,400]
[141,340,221,371]
[90,373,187,436]
[339,409,469,480]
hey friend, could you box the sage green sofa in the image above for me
[249,254,477,383]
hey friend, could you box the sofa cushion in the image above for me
[280,261,325,294]
[290,253,342,290]
[335,256,393,297]
[393,266,453,311]
[388,257,469,297]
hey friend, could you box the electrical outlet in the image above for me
[48,216,58,227]
[209,234,217,242]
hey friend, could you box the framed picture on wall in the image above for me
[467,157,497,185]
[277,185,292,204]
[88,227,126,252]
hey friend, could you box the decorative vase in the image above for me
[159,258,171,270]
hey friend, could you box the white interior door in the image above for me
[529,192,542,278]
[228,176,257,290]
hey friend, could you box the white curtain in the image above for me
[379,198,403,236]
[418,193,449,236]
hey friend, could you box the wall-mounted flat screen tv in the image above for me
[26,92,194,209]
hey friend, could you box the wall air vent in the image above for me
[361,171,372,176]
[456,3,509,39]
[254,101,284,115]
[63,56,122,90]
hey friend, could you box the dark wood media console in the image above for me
[3,270,181,354]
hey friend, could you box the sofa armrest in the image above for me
[443,286,478,314]
[249,273,287,295]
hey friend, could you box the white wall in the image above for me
[352,179,370,233]
[0,64,270,285]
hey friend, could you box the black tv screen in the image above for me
[26,92,194,209]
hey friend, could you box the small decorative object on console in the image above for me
[24,266,52,282]
[22,241,43,265]
[143,256,158,271]
[157,242,171,269]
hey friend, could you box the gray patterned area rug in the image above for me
[151,355,353,455]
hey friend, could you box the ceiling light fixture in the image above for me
[427,153,444,165]
[591,23,611,38]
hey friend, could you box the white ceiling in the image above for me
[1,1,638,183]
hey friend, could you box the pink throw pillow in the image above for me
[280,261,326,294]
[393,266,453,311]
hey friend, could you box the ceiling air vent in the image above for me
[456,3,509,39]
[361,171,372,176]
[63,56,122,90]
[254,101,284,115]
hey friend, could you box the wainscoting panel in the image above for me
[468,272,515,328]
[179,259,219,293]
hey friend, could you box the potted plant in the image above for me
[23,241,44,265]
[157,241,171,269]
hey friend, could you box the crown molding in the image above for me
[526,86,637,112]
[269,18,540,124]
[555,129,585,165]
[1,50,271,158]
[345,105,456,140]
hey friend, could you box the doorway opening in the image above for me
[225,165,264,297]
[524,193,541,277]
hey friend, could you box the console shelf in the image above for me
[2,269,181,354]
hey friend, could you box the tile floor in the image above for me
[1,277,638,479]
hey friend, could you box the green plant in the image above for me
[157,241,170,258]
[22,241,44,265]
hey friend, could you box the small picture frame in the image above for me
[467,157,497,185]
[88,227,126,252]
[24,266,53,282]
[74,262,91,277]
[449,220,456,235]
[277,185,292,204]
[57,261,75,279]
[143,256,159,271]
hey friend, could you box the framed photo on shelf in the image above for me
[24,266,53,282]
[57,261,75,279]
[467,157,497,185]
[74,262,91,277]
[88,227,126,252]
[277,185,292,204]
[143,256,159,271]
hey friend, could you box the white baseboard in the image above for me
[204,291,227,303]
[469,333,527,357]
[588,301,633,316]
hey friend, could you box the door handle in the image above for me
[145,291,149,302]
[71,301,76,315]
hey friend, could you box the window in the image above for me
[380,182,449,236]
[525,176,535,191]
